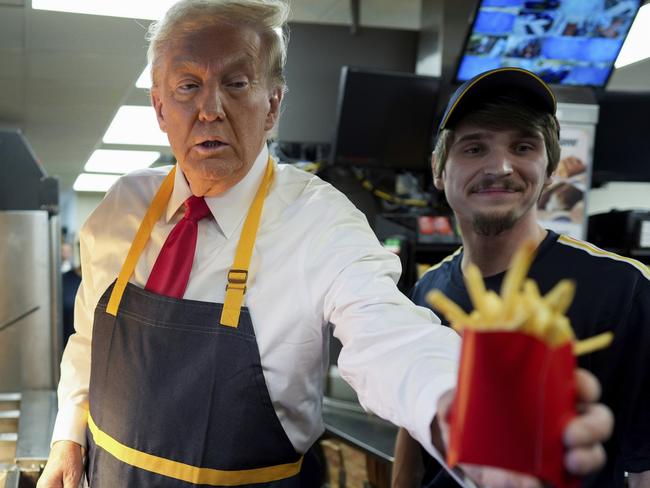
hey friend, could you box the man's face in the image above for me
[434,122,551,236]
[151,23,282,196]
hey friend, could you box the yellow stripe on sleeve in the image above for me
[557,235,650,280]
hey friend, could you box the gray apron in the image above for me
[85,161,313,486]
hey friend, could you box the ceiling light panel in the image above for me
[73,173,121,192]
[136,65,152,89]
[616,3,650,68]
[103,106,169,146]
[84,149,160,174]
[32,0,176,20]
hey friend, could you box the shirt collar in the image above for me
[167,145,269,240]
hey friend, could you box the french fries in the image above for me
[427,240,613,356]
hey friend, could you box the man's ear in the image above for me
[151,88,167,133]
[265,86,283,131]
[432,153,445,191]
[544,171,553,189]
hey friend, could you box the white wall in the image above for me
[588,182,650,215]
[607,58,650,93]
[59,191,104,244]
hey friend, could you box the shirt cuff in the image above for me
[411,371,474,487]
[410,370,455,462]
[51,404,89,448]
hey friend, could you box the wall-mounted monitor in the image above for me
[456,0,642,87]
[592,91,650,184]
[330,67,441,172]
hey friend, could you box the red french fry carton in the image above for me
[447,329,578,488]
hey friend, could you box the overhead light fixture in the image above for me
[73,173,121,193]
[84,149,160,174]
[32,0,176,20]
[136,65,152,89]
[103,106,169,146]
[615,3,650,68]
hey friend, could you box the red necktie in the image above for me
[145,195,212,298]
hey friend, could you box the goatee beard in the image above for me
[472,210,518,236]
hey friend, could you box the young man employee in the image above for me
[393,67,650,488]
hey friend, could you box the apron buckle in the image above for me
[226,269,248,293]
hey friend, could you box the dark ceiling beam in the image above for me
[349,0,359,35]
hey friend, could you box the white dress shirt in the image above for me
[52,145,460,460]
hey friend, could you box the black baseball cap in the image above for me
[438,67,558,137]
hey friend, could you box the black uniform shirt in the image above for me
[411,230,650,488]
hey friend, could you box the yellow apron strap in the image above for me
[107,167,176,316]
[88,414,303,486]
[220,158,275,327]
[106,158,273,323]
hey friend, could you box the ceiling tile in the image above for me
[0,49,24,79]
[26,79,125,110]
[0,78,24,121]
[360,0,421,30]
[28,9,151,54]
[0,6,25,49]
[27,51,145,85]
[288,0,342,23]
[298,0,420,30]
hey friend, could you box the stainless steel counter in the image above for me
[0,390,56,488]
[322,397,397,463]
[15,390,57,469]
[0,469,19,488]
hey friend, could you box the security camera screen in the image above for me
[456,0,641,87]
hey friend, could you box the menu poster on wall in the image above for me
[537,125,593,239]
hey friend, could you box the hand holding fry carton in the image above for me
[428,241,613,488]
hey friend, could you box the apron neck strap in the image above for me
[107,166,176,316]
[220,158,274,327]
[107,158,275,330]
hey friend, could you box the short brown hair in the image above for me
[433,97,560,178]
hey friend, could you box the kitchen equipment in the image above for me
[0,130,61,392]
